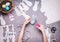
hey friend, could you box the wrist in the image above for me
[23,24,26,28]
[41,30,45,34]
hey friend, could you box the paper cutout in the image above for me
[15,5,30,19]
[8,14,15,21]
[0,15,6,26]
[1,24,16,42]
[20,2,29,11]
[23,0,32,7]
[14,7,22,16]
[22,13,30,19]
[45,28,51,42]
[33,1,39,11]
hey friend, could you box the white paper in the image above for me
[14,7,22,16]
[41,0,60,24]
[22,13,30,19]
[23,0,32,7]
[15,4,30,19]
[2,24,15,42]
[45,28,51,42]
[20,2,29,11]
[18,4,23,11]
[0,15,6,25]
[33,1,39,11]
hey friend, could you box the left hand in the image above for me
[24,17,31,26]
[36,24,45,32]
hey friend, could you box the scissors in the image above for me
[0,0,14,14]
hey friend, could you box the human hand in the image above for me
[36,24,45,32]
[39,25,45,32]
[23,17,31,26]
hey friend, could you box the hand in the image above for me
[23,17,31,26]
[36,24,45,32]
[39,25,45,32]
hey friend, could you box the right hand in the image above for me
[36,24,45,32]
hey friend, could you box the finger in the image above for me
[36,23,41,29]
[26,18,30,21]
[40,25,45,28]
[36,26,40,29]
[25,18,30,21]
[27,20,30,23]
[27,17,31,20]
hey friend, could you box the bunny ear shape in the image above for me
[0,15,6,25]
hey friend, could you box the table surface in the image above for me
[0,0,60,42]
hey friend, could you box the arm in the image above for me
[41,29,48,42]
[18,18,30,42]
[37,25,48,42]
[18,24,26,42]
